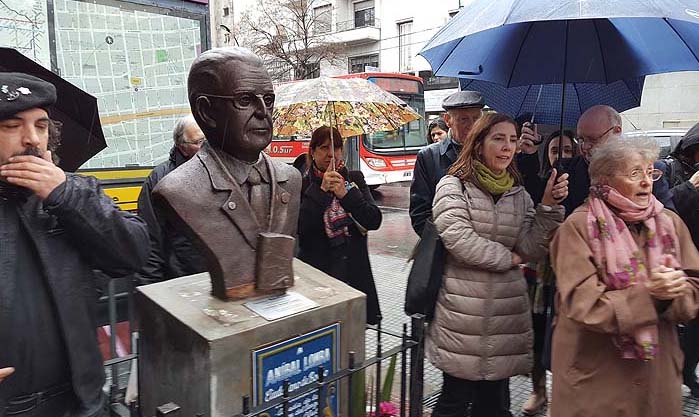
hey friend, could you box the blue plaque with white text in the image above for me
[252,323,340,417]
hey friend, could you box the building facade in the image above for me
[213,0,699,131]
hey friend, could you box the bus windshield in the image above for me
[362,80,427,152]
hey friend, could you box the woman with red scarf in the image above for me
[550,136,699,417]
[297,126,383,324]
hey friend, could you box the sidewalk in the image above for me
[368,253,699,416]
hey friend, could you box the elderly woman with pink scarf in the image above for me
[550,136,699,417]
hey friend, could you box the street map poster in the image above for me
[252,323,340,417]
[1,0,207,170]
[52,0,204,168]
[0,0,51,67]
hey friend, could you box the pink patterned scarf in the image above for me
[586,185,680,360]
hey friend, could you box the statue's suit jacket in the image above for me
[153,144,302,299]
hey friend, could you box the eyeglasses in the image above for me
[182,137,206,146]
[201,92,275,111]
[577,126,617,147]
[616,168,663,182]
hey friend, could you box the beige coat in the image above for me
[427,176,564,381]
[550,207,699,417]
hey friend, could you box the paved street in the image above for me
[365,182,699,416]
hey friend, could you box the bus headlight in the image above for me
[365,157,387,168]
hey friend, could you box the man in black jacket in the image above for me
[0,73,149,417]
[409,91,484,235]
[658,123,699,396]
[136,115,207,284]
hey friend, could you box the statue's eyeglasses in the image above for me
[200,92,275,111]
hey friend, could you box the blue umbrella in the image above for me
[420,1,699,86]
[459,77,645,126]
[419,0,699,137]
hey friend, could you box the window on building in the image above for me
[349,54,379,73]
[398,20,413,72]
[313,5,332,34]
[354,0,375,28]
[223,7,230,17]
[418,70,459,91]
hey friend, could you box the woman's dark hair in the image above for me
[427,118,448,142]
[538,129,577,177]
[306,125,343,169]
[447,112,522,184]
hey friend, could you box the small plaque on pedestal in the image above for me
[244,291,319,321]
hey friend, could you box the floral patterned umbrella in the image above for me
[273,77,421,138]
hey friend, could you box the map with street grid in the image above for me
[0,0,203,168]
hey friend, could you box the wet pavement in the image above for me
[366,182,699,417]
[368,182,418,259]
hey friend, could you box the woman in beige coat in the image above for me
[550,136,699,417]
[428,113,568,417]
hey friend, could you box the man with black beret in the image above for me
[0,72,149,417]
[409,90,484,235]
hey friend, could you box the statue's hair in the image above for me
[187,47,265,109]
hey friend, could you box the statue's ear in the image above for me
[194,96,216,129]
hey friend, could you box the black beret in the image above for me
[0,72,56,120]
[442,90,485,110]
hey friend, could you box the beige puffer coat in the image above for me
[426,175,564,381]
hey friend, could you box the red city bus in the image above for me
[266,72,427,187]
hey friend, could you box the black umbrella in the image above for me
[0,47,107,172]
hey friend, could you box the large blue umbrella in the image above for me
[459,77,645,126]
[420,1,699,86]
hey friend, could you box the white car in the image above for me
[625,129,688,158]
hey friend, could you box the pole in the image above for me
[557,20,569,169]
[330,102,336,171]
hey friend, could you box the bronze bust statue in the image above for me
[153,47,302,300]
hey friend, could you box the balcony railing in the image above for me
[335,17,381,33]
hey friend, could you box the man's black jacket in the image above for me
[409,136,460,236]
[0,174,149,416]
[137,146,206,284]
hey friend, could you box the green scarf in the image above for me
[473,160,514,195]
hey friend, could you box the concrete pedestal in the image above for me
[136,259,366,417]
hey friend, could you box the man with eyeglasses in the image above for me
[151,47,302,300]
[565,105,674,215]
[136,115,207,283]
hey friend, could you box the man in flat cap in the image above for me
[0,72,149,417]
[409,90,484,235]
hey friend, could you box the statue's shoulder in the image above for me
[154,153,206,196]
[267,155,302,188]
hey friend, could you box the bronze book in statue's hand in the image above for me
[255,232,296,291]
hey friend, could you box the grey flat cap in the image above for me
[442,90,485,110]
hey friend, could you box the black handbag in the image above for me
[404,219,446,321]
